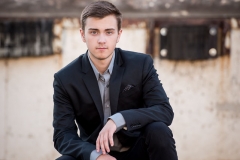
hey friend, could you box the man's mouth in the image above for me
[96,47,107,49]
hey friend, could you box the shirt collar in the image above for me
[87,51,115,80]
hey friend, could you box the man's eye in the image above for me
[106,31,113,35]
[90,31,97,35]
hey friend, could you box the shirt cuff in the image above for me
[90,150,102,160]
[109,113,126,132]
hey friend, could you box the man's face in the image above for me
[80,15,122,61]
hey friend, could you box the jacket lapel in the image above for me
[109,49,125,115]
[81,53,104,123]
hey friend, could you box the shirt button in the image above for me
[106,104,109,108]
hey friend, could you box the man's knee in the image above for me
[56,155,77,160]
[144,122,173,147]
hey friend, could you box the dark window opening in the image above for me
[159,25,221,60]
[0,19,53,58]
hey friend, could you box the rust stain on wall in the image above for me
[219,55,230,103]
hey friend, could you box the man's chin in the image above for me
[96,52,113,60]
[96,56,110,61]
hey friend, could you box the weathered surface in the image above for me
[0,19,240,160]
[0,60,6,160]
[230,29,240,88]
[154,54,240,159]
[1,55,62,160]
[0,0,239,18]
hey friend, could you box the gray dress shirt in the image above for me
[87,52,129,160]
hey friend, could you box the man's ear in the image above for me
[80,28,86,42]
[116,29,122,43]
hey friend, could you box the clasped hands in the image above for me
[96,119,117,160]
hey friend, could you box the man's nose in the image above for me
[98,34,106,43]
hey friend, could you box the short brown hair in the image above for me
[81,1,122,31]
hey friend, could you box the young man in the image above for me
[53,1,178,160]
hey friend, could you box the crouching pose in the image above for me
[53,1,178,160]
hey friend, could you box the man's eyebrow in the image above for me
[88,28,115,31]
[105,28,115,30]
[88,28,98,30]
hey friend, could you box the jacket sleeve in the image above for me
[53,74,95,160]
[119,55,174,132]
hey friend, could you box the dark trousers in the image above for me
[56,122,178,160]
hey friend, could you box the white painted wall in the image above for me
[155,55,240,160]
[0,60,6,160]
[0,55,60,159]
[0,20,239,160]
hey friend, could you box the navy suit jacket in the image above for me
[53,48,174,160]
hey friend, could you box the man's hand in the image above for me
[97,154,116,160]
[96,119,116,154]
